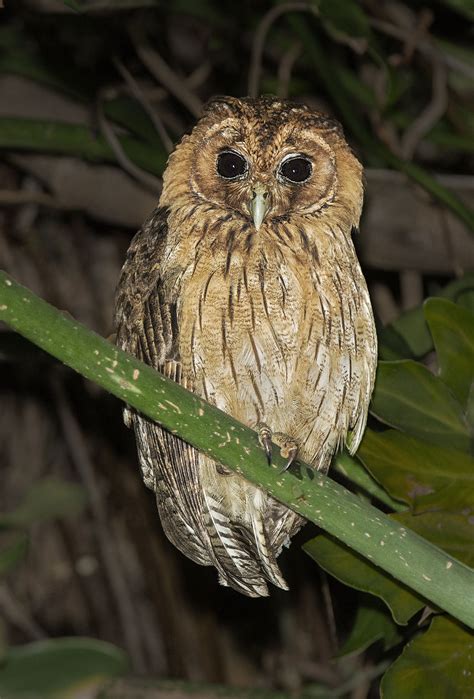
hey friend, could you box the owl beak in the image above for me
[250,185,270,230]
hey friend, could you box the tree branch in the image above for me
[1,270,473,629]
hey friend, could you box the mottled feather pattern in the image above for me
[115,97,377,597]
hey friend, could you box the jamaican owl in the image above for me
[114,96,377,597]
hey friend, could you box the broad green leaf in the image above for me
[467,384,474,430]
[371,361,470,451]
[0,638,128,698]
[358,429,474,507]
[333,67,376,108]
[318,0,371,39]
[0,29,84,100]
[0,30,169,148]
[0,117,166,177]
[381,617,474,699]
[425,123,474,153]
[424,299,474,408]
[62,0,83,10]
[339,596,403,657]
[0,534,28,575]
[394,510,474,567]
[413,480,474,513]
[334,451,405,512]
[0,479,87,529]
[378,307,433,360]
[304,536,424,625]
[378,274,474,360]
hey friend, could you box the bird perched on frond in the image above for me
[114,96,377,597]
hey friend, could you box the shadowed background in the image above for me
[0,0,473,697]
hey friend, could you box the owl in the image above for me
[114,96,377,597]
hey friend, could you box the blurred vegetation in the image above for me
[0,0,473,697]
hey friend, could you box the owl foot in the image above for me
[257,422,299,472]
[257,422,273,464]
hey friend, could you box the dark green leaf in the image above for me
[339,596,403,657]
[334,451,405,511]
[0,29,85,100]
[424,299,474,408]
[394,510,474,567]
[0,534,28,575]
[0,479,87,529]
[378,275,474,361]
[381,617,474,699]
[413,480,474,513]
[318,0,371,41]
[378,308,433,360]
[304,536,424,625]
[0,117,166,177]
[0,638,128,698]
[62,0,84,11]
[358,429,474,508]
[371,361,470,451]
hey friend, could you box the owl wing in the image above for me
[115,209,282,596]
[115,207,213,567]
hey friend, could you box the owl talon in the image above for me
[273,432,299,472]
[279,448,298,473]
[257,422,273,464]
[257,424,298,470]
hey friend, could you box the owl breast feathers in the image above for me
[115,96,377,597]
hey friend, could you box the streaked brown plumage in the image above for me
[114,96,377,597]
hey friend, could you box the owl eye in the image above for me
[216,150,248,179]
[278,155,312,183]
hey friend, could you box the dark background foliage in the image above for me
[0,0,473,697]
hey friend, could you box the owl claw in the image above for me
[257,423,298,471]
[273,433,299,473]
[280,447,298,473]
[257,422,273,464]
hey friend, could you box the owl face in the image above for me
[161,96,363,231]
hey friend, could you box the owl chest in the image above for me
[175,246,359,408]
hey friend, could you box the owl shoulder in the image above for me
[114,206,170,343]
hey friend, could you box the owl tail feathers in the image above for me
[201,488,289,598]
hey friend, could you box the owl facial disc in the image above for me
[251,183,270,230]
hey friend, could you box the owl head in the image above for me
[160,96,363,231]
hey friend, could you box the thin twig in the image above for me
[401,56,448,159]
[400,270,424,311]
[130,24,203,118]
[370,282,400,326]
[0,584,46,640]
[391,8,433,66]
[248,2,316,98]
[53,382,147,672]
[0,189,71,209]
[277,41,302,98]
[440,205,464,278]
[97,89,162,194]
[370,18,474,81]
[113,58,174,155]
[319,569,338,656]
[185,61,212,91]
